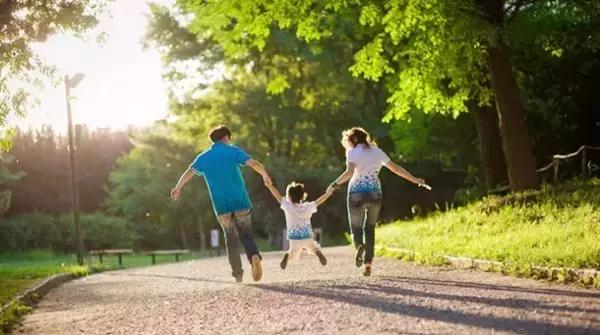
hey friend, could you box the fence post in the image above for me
[553,159,560,183]
[581,146,588,179]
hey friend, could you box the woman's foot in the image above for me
[315,250,327,265]
[280,253,289,269]
[363,264,372,277]
[355,244,365,267]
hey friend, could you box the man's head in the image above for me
[209,125,232,143]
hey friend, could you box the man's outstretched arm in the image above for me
[171,168,195,200]
[246,159,272,186]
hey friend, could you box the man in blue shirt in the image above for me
[171,125,272,282]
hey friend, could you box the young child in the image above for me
[265,181,334,269]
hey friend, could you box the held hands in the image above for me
[262,174,273,186]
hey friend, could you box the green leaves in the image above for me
[350,36,394,81]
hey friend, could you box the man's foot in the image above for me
[315,250,327,266]
[234,273,243,283]
[251,254,263,281]
[363,264,372,277]
[355,245,365,268]
[280,253,289,269]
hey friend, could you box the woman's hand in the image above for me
[413,177,425,185]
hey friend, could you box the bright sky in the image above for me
[15,0,174,133]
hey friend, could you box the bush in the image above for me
[0,213,137,252]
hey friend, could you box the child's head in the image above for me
[286,182,307,203]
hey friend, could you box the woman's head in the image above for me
[341,127,376,150]
[286,182,307,204]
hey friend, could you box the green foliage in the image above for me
[105,123,211,249]
[377,179,600,271]
[0,213,136,252]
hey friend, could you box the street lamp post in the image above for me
[65,73,85,265]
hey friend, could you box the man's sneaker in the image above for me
[363,265,372,277]
[315,250,327,266]
[251,255,263,281]
[280,253,289,269]
[355,245,365,268]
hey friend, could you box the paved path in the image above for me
[15,247,600,334]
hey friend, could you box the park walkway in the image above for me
[16,246,600,334]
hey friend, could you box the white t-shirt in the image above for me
[280,198,317,240]
[346,144,391,194]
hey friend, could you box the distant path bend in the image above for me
[16,246,600,334]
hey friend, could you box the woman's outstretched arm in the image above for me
[384,161,424,185]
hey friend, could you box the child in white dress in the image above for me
[265,181,334,269]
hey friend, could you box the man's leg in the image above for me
[217,213,243,280]
[233,209,262,281]
[233,209,260,261]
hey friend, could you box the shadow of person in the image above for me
[253,278,599,335]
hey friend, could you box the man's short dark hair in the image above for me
[209,125,232,143]
[286,182,307,204]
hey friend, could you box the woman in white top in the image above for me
[328,127,425,276]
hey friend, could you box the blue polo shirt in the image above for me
[190,142,252,215]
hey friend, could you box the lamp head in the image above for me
[68,73,85,88]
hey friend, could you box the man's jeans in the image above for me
[348,192,382,264]
[217,209,260,277]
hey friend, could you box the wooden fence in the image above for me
[537,145,600,182]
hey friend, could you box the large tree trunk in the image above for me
[472,102,507,190]
[477,0,539,191]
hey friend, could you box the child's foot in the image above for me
[363,264,372,277]
[355,245,365,268]
[280,253,289,269]
[315,250,327,265]
[251,255,263,281]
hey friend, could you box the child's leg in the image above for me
[310,240,327,266]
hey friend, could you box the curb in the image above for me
[381,247,600,287]
[1,273,75,317]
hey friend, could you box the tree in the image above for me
[171,0,545,190]
[0,0,108,145]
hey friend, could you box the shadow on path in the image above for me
[254,279,600,335]
[104,272,234,285]
[378,276,600,299]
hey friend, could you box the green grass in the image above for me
[0,249,210,334]
[377,179,600,273]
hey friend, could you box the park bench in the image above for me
[90,249,133,266]
[146,249,190,265]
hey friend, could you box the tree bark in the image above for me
[477,0,539,191]
[472,102,507,190]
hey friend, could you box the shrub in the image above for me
[0,213,136,252]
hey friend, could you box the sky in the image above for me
[14,0,174,133]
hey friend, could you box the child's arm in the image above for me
[315,187,335,207]
[171,168,195,200]
[265,182,283,204]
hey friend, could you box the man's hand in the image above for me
[413,177,425,186]
[170,187,181,200]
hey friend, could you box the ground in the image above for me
[14,247,600,335]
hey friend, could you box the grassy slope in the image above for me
[377,179,600,269]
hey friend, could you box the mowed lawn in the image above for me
[0,250,204,306]
[377,179,600,271]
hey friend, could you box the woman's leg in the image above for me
[348,194,367,247]
[363,199,382,265]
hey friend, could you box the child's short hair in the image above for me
[286,182,307,203]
